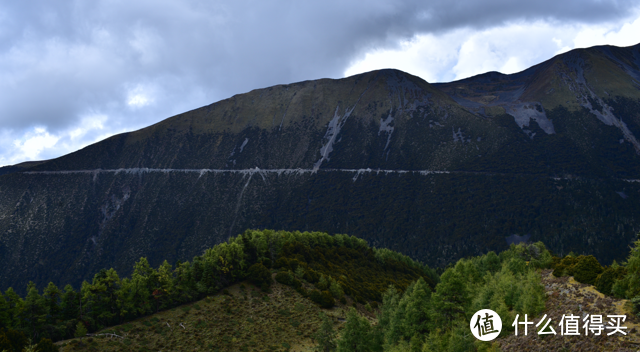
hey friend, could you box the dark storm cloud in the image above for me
[0,0,637,135]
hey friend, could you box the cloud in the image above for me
[345,13,640,83]
[1,0,639,166]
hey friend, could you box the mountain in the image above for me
[1,43,640,293]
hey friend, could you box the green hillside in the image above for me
[2,230,640,351]
[0,230,435,347]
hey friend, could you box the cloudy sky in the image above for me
[1,1,639,167]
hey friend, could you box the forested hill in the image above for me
[3,231,640,351]
[0,230,437,346]
[2,43,640,294]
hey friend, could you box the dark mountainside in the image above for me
[2,43,640,293]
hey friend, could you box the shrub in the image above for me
[309,290,323,305]
[309,290,334,308]
[321,291,335,308]
[248,263,273,291]
[552,256,579,277]
[595,266,626,295]
[0,329,28,352]
[573,255,604,285]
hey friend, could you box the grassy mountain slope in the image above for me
[31,69,488,172]
[57,282,339,352]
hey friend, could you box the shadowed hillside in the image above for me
[2,44,640,293]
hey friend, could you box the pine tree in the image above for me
[403,278,432,337]
[317,275,329,290]
[313,313,336,352]
[60,285,79,321]
[337,308,372,352]
[0,293,11,329]
[625,236,640,298]
[23,283,46,339]
[329,279,344,300]
[431,269,467,328]
[3,288,23,329]
[73,322,87,338]
[376,285,399,348]
[42,282,62,326]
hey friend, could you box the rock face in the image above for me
[2,44,640,292]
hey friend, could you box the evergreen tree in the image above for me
[430,268,468,327]
[154,260,175,310]
[122,257,154,317]
[23,283,46,340]
[317,275,329,290]
[42,283,62,325]
[403,278,432,337]
[385,283,412,347]
[329,279,344,300]
[376,286,399,348]
[313,313,336,352]
[59,285,79,322]
[337,308,372,352]
[0,293,11,329]
[624,237,640,298]
[73,322,87,338]
[3,289,22,330]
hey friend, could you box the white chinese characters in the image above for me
[512,314,627,336]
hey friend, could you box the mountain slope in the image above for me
[1,44,640,293]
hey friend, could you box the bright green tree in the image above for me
[430,269,467,327]
[337,308,372,352]
[403,277,432,337]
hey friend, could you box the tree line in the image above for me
[314,236,640,351]
[313,241,554,351]
[0,229,434,345]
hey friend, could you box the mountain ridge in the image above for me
[2,43,640,293]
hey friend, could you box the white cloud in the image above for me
[0,115,124,167]
[9,128,59,162]
[572,16,640,49]
[126,84,155,108]
[344,31,465,83]
[344,14,640,85]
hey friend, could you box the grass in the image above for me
[56,280,355,352]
